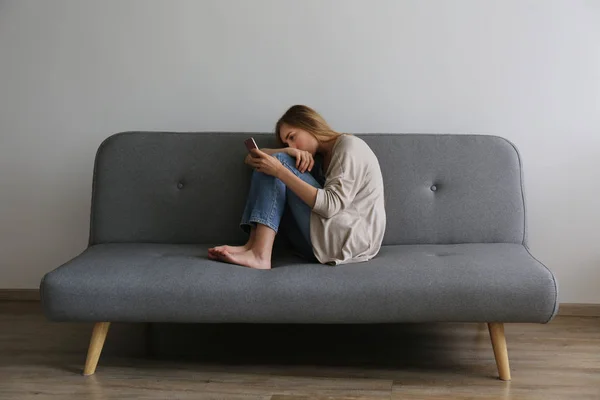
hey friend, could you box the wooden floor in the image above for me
[1,302,599,399]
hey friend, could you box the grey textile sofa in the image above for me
[40,132,558,380]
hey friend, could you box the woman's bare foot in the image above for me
[208,245,250,259]
[212,248,271,270]
[209,228,256,260]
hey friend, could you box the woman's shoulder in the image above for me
[336,134,381,170]
[336,134,371,154]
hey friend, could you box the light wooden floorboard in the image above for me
[1,302,599,399]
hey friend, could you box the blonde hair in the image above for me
[275,105,343,146]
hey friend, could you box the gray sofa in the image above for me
[40,132,558,380]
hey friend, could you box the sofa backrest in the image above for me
[89,132,527,246]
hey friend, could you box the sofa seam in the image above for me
[101,132,509,139]
[89,132,136,246]
[495,136,527,246]
[524,245,558,323]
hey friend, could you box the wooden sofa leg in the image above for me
[488,322,511,381]
[83,322,111,376]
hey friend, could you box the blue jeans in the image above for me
[240,152,322,261]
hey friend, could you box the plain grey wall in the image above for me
[1,0,599,302]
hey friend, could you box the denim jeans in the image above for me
[240,152,322,261]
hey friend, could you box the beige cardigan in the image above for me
[310,135,386,265]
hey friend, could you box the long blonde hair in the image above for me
[275,105,343,146]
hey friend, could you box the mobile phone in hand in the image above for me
[244,137,259,152]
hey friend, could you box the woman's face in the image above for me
[279,123,319,155]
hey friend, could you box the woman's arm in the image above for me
[246,147,314,174]
[311,142,364,219]
[246,148,318,207]
[260,148,290,156]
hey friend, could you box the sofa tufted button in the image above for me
[430,185,437,192]
[177,182,184,189]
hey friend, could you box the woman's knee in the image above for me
[273,152,297,170]
[274,152,294,163]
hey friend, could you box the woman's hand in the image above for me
[245,149,284,178]
[286,148,314,173]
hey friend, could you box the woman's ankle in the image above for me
[249,246,272,261]
[246,227,257,249]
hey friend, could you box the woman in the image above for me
[208,105,386,269]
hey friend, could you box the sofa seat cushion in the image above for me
[41,243,557,324]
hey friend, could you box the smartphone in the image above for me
[244,137,259,152]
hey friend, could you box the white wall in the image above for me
[1,0,599,303]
